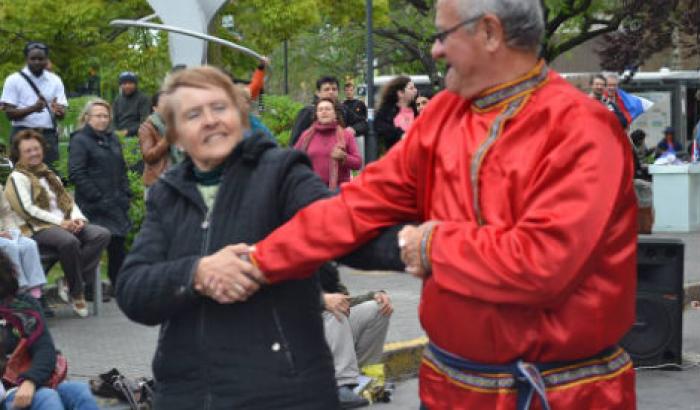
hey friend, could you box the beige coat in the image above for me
[4,171,86,236]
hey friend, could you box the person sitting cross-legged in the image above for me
[318,263,392,409]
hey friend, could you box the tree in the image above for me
[595,0,698,71]
[0,0,162,98]
[373,0,440,84]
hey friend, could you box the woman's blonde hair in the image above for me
[161,66,250,144]
[77,98,112,129]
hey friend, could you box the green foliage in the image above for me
[53,142,70,181]
[260,95,304,147]
[0,0,157,96]
[120,137,145,250]
[263,0,437,99]
[0,115,10,148]
[60,95,98,138]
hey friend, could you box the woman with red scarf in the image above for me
[294,98,362,190]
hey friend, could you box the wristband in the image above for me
[419,226,435,274]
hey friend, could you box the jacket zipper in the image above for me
[199,189,218,410]
[271,306,297,374]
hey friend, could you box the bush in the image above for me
[0,115,10,148]
[260,95,304,147]
[120,137,145,250]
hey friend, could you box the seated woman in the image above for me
[69,99,131,296]
[0,249,99,409]
[294,98,362,189]
[0,189,50,316]
[4,130,111,318]
[116,66,400,409]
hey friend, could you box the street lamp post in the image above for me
[284,39,289,95]
[365,0,378,163]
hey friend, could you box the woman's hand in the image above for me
[72,219,86,233]
[60,219,76,232]
[194,244,267,303]
[331,145,347,161]
[0,230,12,239]
[12,379,36,408]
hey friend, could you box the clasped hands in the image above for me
[60,218,86,234]
[193,244,268,304]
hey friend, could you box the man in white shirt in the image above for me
[1,42,67,169]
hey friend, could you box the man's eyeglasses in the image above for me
[429,14,484,44]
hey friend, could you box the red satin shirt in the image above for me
[253,63,637,396]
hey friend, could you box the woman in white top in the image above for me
[4,129,110,317]
[0,188,49,313]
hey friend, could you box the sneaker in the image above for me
[71,296,89,318]
[56,277,69,304]
[338,385,369,409]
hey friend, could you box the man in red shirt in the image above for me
[202,0,638,408]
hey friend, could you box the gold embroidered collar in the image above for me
[472,60,548,112]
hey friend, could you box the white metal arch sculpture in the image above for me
[110,0,264,68]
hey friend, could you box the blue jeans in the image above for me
[0,231,47,289]
[3,382,99,410]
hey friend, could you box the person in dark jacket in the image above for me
[655,126,683,158]
[0,249,99,409]
[290,76,368,146]
[374,76,418,152]
[69,99,131,296]
[112,72,150,137]
[342,80,367,120]
[116,66,402,410]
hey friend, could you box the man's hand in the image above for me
[32,97,47,113]
[398,221,439,279]
[374,291,393,316]
[0,231,12,239]
[323,293,350,321]
[50,97,65,117]
[194,244,266,303]
[331,145,347,161]
[12,379,36,408]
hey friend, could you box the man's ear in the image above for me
[481,15,505,52]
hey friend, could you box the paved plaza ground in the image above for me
[45,231,700,409]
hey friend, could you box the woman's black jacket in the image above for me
[116,134,402,410]
[68,125,131,237]
[374,104,418,151]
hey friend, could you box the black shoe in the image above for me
[338,386,369,409]
[39,296,55,318]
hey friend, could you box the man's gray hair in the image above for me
[457,0,545,54]
[603,72,620,81]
